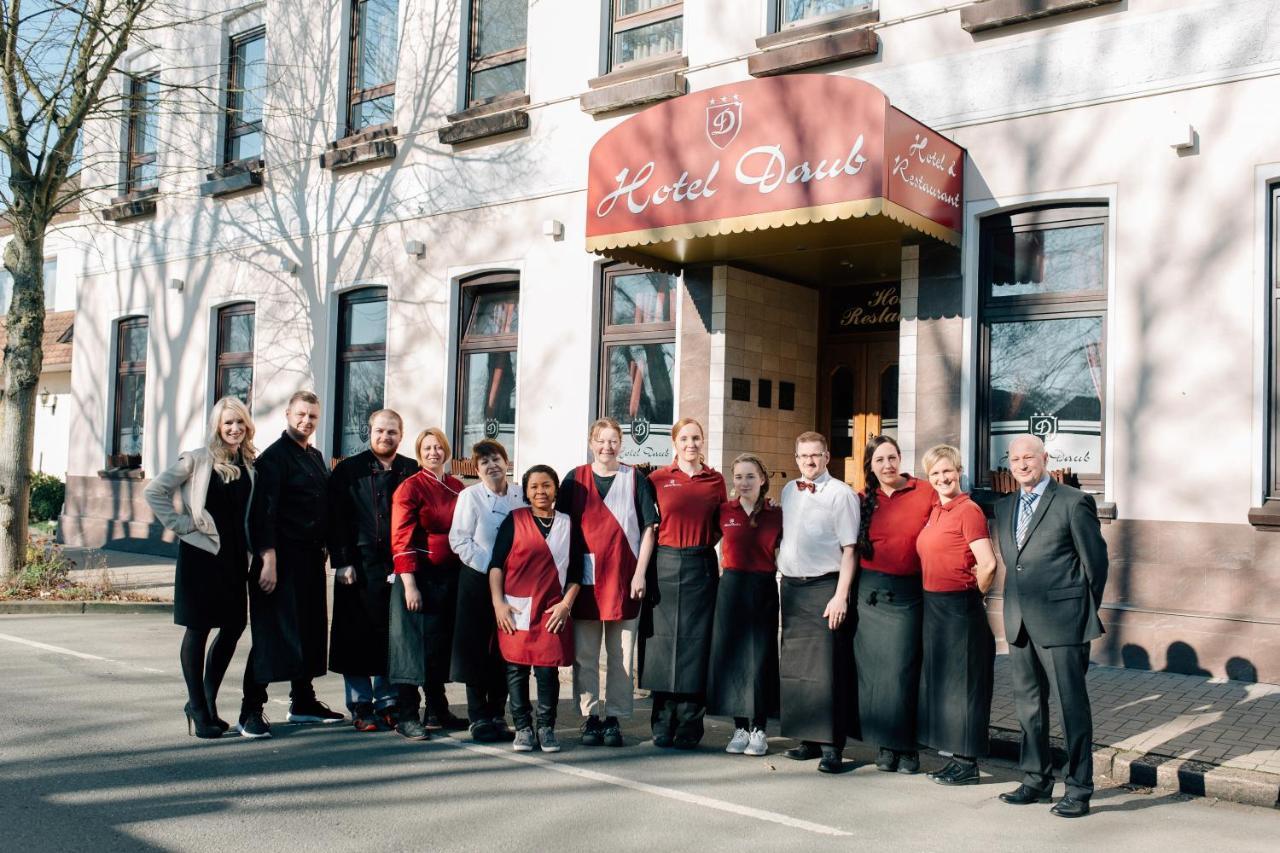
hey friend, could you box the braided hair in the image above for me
[730,453,770,527]
[856,434,903,560]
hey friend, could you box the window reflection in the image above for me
[605,342,674,463]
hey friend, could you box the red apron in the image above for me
[496,508,575,667]
[568,463,642,622]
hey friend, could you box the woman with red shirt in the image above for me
[854,435,936,774]
[642,417,727,748]
[915,444,998,786]
[707,454,782,758]
[388,427,468,740]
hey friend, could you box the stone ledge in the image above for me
[756,7,879,49]
[100,188,157,223]
[1247,501,1280,530]
[319,124,398,170]
[439,104,529,146]
[960,0,1122,34]
[199,159,264,198]
[580,70,686,116]
[0,600,171,615]
[748,27,879,77]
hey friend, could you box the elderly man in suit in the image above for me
[995,434,1108,818]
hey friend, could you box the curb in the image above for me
[0,600,172,615]
[989,725,1280,809]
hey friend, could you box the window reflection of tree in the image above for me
[989,319,1102,421]
[609,344,673,423]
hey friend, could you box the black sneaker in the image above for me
[397,718,430,741]
[898,750,921,775]
[601,716,624,747]
[875,747,899,772]
[424,710,469,732]
[287,697,345,724]
[580,716,604,746]
[237,708,272,739]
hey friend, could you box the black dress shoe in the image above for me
[897,751,920,775]
[817,756,845,774]
[929,760,980,786]
[653,734,675,748]
[425,711,469,732]
[1051,796,1090,818]
[397,718,430,741]
[1000,784,1053,805]
[875,748,899,772]
[785,743,822,761]
[672,735,699,750]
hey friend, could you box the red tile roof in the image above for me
[0,310,75,369]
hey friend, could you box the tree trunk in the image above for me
[0,232,47,578]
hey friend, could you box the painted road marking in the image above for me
[0,631,167,674]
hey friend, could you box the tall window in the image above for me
[215,302,255,407]
[608,0,682,71]
[466,0,527,107]
[978,204,1108,490]
[347,0,399,134]
[0,258,57,312]
[599,264,676,464]
[334,287,388,458]
[112,317,148,468]
[225,28,266,164]
[125,73,159,192]
[456,273,519,455]
[1268,185,1280,499]
[775,0,873,30]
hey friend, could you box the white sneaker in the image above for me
[726,728,750,754]
[744,729,768,757]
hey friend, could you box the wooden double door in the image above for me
[819,334,899,493]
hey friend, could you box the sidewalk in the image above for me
[63,546,178,602]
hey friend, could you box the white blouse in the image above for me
[449,481,526,574]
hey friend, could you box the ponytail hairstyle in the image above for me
[206,396,257,483]
[731,453,770,527]
[856,434,902,560]
[671,416,706,465]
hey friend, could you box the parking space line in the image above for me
[0,631,168,674]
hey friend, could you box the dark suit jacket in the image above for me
[996,479,1109,648]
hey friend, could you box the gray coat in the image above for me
[144,447,255,555]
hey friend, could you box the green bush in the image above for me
[29,471,65,523]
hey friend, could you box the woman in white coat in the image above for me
[145,396,257,739]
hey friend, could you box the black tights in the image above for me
[180,625,244,718]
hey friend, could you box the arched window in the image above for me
[111,316,148,468]
[334,286,388,458]
[455,272,519,457]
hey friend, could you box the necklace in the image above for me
[533,513,554,529]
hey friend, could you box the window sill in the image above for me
[580,59,688,116]
[199,159,265,198]
[755,7,879,49]
[747,27,879,78]
[319,124,398,170]
[97,467,145,480]
[101,188,158,223]
[960,0,1122,34]
[1248,501,1280,530]
[587,55,687,90]
[440,95,530,146]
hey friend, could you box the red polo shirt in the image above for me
[650,462,727,548]
[718,501,782,573]
[916,493,991,593]
[859,475,936,576]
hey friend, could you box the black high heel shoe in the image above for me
[184,702,224,739]
[206,698,231,734]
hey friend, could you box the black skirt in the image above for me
[779,573,856,745]
[854,570,923,752]
[247,540,328,684]
[919,589,994,757]
[707,570,779,721]
[389,563,459,686]
[328,558,393,677]
[173,466,250,630]
[450,566,502,684]
[639,545,719,694]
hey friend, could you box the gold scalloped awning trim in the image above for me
[586,196,960,258]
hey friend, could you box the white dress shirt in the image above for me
[449,481,526,574]
[776,471,860,578]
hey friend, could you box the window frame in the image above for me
[771,0,875,32]
[214,302,255,408]
[465,0,528,109]
[1268,184,1280,498]
[607,0,683,72]
[346,0,398,136]
[976,204,1110,492]
[333,286,389,459]
[111,316,148,468]
[224,26,266,167]
[454,271,520,456]
[124,72,159,193]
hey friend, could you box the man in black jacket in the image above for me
[994,434,1109,818]
[239,391,343,737]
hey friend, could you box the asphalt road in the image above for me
[0,613,1274,852]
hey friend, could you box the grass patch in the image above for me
[0,538,160,602]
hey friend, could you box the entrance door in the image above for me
[820,337,899,492]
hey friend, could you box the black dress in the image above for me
[173,463,251,630]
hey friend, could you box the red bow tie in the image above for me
[797,480,816,493]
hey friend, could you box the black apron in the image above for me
[388,563,460,685]
[247,540,328,684]
[328,557,393,676]
[451,566,501,683]
[779,573,856,745]
[707,570,779,721]
[919,589,994,757]
[854,569,923,752]
[639,545,719,694]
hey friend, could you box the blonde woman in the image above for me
[145,396,257,739]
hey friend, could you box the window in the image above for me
[333,287,388,458]
[978,204,1108,490]
[215,302,255,407]
[0,259,57,313]
[112,317,148,468]
[347,0,399,134]
[1269,185,1280,498]
[225,28,266,164]
[455,272,519,455]
[608,0,682,71]
[466,0,527,107]
[125,73,159,192]
[598,264,676,464]
[774,0,873,30]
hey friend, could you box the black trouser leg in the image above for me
[1045,642,1094,800]
[486,654,510,720]
[398,684,422,720]
[734,715,766,731]
[465,683,487,722]
[180,629,210,713]
[424,681,451,719]
[507,664,534,730]
[673,693,706,742]
[1010,631,1054,792]
[202,625,243,716]
[650,691,676,736]
[533,666,559,729]
[241,655,268,711]
[288,678,315,703]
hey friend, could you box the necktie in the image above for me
[1016,491,1036,547]
[797,481,816,493]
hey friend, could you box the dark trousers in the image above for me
[241,664,313,711]
[396,681,453,721]
[734,715,767,731]
[506,664,559,730]
[1009,629,1094,800]
[466,656,510,722]
[650,691,705,741]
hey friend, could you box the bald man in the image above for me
[994,435,1108,818]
